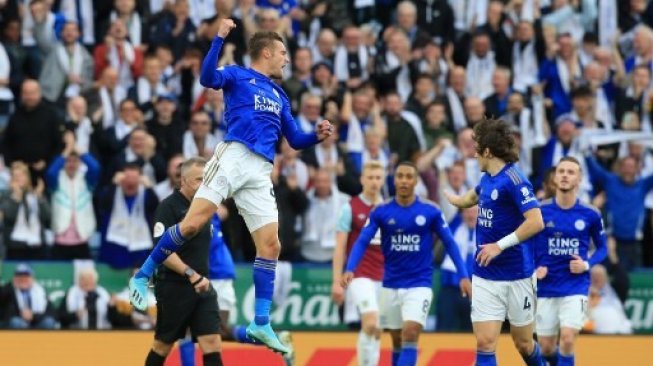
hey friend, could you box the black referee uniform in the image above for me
[152,190,220,343]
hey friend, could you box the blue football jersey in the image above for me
[200,37,318,161]
[536,199,608,297]
[208,214,236,280]
[346,197,468,288]
[474,163,540,281]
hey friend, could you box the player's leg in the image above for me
[196,334,224,366]
[131,146,234,309]
[397,287,432,366]
[191,285,224,366]
[508,277,545,366]
[146,340,174,366]
[471,276,507,366]
[350,278,382,366]
[178,335,196,366]
[556,295,588,366]
[380,287,402,366]
[536,298,561,366]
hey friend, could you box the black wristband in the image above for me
[192,276,204,286]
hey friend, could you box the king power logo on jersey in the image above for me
[477,207,493,228]
[390,234,421,252]
[254,94,281,116]
[548,235,580,256]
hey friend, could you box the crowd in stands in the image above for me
[0,0,651,333]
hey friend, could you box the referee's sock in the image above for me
[234,325,260,344]
[476,351,497,366]
[145,350,166,366]
[253,257,276,325]
[179,337,195,366]
[558,353,574,366]
[202,352,224,366]
[397,342,417,366]
[523,341,545,366]
[137,225,187,279]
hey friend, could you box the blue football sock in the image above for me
[253,257,276,325]
[558,353,574,366]
[392,350,401,366]
[179,337,195,366]
[397,342,417,366]
[137,225,187,278]
[523,342,545,366]
[476,351,497,366]
[544,348,560,366]
[234,325,259,344]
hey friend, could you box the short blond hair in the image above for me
[362,160,384,172]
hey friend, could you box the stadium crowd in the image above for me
[0,0,648,334]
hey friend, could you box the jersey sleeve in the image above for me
[336,202,353,233]
[280,93,319,149]
[588,210,608,267]
[345,207,380,272]
[432,208,469,278]
[199,37,235,90]
[507,178,539,214]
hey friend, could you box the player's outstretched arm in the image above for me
[199,19,236,89]
[444,189,478,209]
[331,232,349,305]
[341,215,379,288]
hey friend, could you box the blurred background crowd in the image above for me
[0,0,650,334]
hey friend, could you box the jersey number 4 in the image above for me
[523,297,531,310]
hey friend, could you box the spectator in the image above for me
[512,20,546,93]
[100,98,143,165]
[300,168,349,263]
[586,265,633,334]
[382,91,423,163]
[28,0,57,60]
[93,18,143,88]
[340,89,385,157]
[349,127,390,176]
[128,56,167,120]
[539,33,582,118]
[615,64,653,130]
[273,139,310,261]
[109,0,144,47]
[463,96,487,127]
[58,268,113,329]
[149,0,197,61]
[58,0,96,48]
[436,206,476,331]
[0,161,50,260]
[64,96,97,156]
[106,127,166,185]
[146,93,184,160]
[483,67,512,119]
[311,28,336,65]
[334,25,369,90]
[153,154,183,200]
[97,163,159,269]
[444,66,468,132]
[183,110,218,159]
[585,153,653,271]
[2,19,38,101]
[0,40,12,132]
[465,32,496,100]
[295,93,323,133]
[83,67,127,129]
[3,79,64,182]
[38,21,94,107]
[374,29,413,102]
[405,73,437,122]
[394,1,430,50]
[0,263,57,329]
[624,26,653,73]
[412,0,455,46]
[45,132,100,260]
[282,47,311,113]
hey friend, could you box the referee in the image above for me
[144,157,224,366]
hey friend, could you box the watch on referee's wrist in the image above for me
[184,267,196,279]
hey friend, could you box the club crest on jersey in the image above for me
[415,215,426,226]
[388,218,396,225]
[249,78,256,84]
[546,221,555,228]
[575,219,586,231]
[491,189,498,200]
[521,187,529,197]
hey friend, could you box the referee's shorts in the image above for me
[154,279,221,343]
